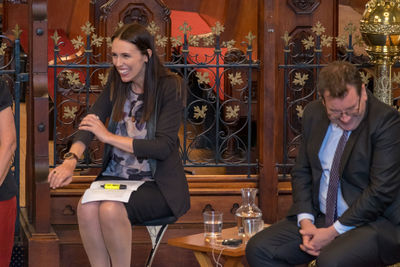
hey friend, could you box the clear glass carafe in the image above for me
[235,188,262,235]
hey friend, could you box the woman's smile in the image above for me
[111,38,149,84]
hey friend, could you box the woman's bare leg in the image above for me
[77,199,110,267]
[99,201,132,267]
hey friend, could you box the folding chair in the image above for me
[135,215,177,267]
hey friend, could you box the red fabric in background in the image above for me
[0,196,16,267]
[171,10,227,100]
[171,10,211,36]
[20,29,84,99]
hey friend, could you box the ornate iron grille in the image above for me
[49,22,260,175]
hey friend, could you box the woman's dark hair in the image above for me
[317,61,362,99]
[109,23,182,122]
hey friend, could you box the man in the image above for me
[246,61,400,266]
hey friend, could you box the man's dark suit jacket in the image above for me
[287,90,400,255]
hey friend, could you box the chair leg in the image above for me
[145,224,168,267]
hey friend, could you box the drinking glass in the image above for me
[243,218,264,241]
[203,211,223,241]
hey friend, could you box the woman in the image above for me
[0,80,17,267]
[48,23,190,267]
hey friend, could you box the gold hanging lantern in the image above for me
[360,0,400,105]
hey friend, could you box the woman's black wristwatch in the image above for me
[63,152,79,161]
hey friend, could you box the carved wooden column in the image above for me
[23,0,60,266]
[28,0,49,233]
[258,0,279,223]
[258,0,338,223]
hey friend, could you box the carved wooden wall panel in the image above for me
[48,0,90,39]
[3,1,29,36]
[164,0,258,56]
[287,0,320,14]
[90,0,171,60]
[164,0,201,12]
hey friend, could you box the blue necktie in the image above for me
[325,130,349,226]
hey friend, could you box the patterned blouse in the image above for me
[102,90,153,180]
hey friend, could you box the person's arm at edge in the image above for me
[0,107,16,186]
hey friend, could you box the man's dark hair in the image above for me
[317,61,362,98]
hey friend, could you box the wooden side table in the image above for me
[168,227,246,267]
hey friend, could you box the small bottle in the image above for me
[235,188,262,236]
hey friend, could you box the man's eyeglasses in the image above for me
[323,96,361,120]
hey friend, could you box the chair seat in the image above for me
[136,215,177,226]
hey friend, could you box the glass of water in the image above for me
[243,218,264,242]
[203,211,223,241]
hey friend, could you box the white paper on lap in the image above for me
[81,180,145,204]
